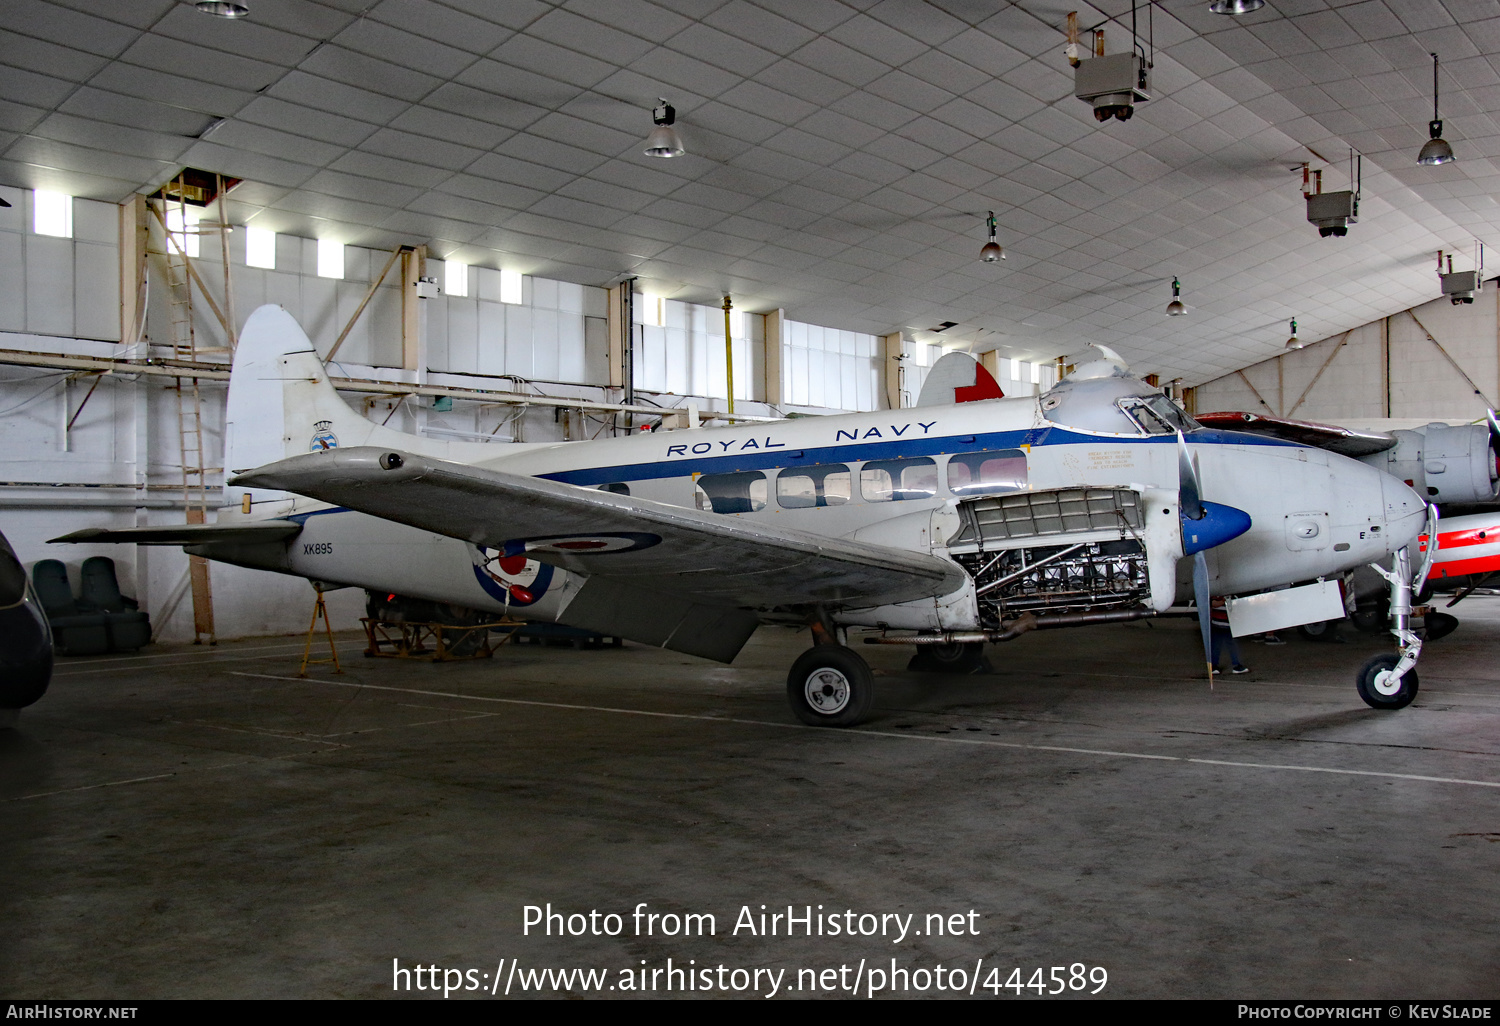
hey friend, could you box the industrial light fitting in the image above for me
[1417,53,1456,166]
[1285,319,1303,350]
[1302,155,1360,238]
[1208,0,1264,13]
[1069,5,1152,123]
[643,99,684,158]
[195,1,249,16]
[1165,276,1186,316]
[1438,247,1483,305]
[979,211,1005,263]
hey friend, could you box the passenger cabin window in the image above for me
[695,472,768,514]
[861,457,939,502]
[777,464,852,509]
[947,450,1028,496]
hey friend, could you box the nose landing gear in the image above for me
[1360,544,1424,710]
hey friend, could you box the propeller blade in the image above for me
[1194,550,1213,679]
[1487,408,1500,443]
[1177,430,1204,522]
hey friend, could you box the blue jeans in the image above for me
[1211,625,1241,670]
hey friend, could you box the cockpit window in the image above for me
[1117,396,1196,436]
[1146,395,1197,432]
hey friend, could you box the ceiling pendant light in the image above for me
[979,211,1005,262]
[1285,318,1304,350]
[1165,276,1186,316]
[195,1,249,16]
[1208,0,1264,13]
[643,99,685,158]
[1418,53,1456,166]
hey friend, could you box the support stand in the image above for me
[298,588,343,677]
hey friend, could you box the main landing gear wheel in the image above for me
[908,641,988,675]
[787,645,874,728]
[1355,653,1419,710]
[1298,619,1344,642]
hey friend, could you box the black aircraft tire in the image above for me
[787,645,875,728]
[1355,653,1418,710]
[909,641,988,674]
[1298,619,1346,642]
[0,604,52,710]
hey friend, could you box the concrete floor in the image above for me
[5,602,1500,1000]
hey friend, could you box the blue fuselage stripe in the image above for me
[537,427,1292,487]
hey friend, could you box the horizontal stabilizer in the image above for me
[50,521,303,546]
[1195,411,1396,458]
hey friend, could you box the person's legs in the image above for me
[1227,634,1248,672]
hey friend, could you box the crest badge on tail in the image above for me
[309,420,338,452]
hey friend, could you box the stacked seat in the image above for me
[30,557,151,655]
[80,557,152,652]
[30,560,110,656]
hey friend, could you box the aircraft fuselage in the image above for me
[214,385,1427,631]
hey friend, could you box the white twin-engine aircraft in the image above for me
[58,305,1438,726]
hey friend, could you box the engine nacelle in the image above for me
[1360,423,1500,505]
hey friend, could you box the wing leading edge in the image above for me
[233,447,967,661]
[50,522,303,545]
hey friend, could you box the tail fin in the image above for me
[915,351,1004,406]
[225,305,534,513]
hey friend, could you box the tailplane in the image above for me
[224,305,539,513]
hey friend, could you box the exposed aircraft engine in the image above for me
[1363,423,1500,506]
[947,488,1156,630]
[956,540,1150,629]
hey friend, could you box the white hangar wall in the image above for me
[1191,287,1500,425]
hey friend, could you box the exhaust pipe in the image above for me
[864,607,1157,646]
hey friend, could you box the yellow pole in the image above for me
[723,294,734,415]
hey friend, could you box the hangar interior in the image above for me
[5,0,1500,1000]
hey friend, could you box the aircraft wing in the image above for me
[50,521,303,545]
[233,447,966,614]
[1195,411,1397,458]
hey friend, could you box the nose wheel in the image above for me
[787,645,874,727]
[1356,653,1419,709]
[1361,544,1425,711]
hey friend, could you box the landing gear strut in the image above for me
[1359,546,1422,710]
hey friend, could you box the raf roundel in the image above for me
[469,544,554,607]
[520,533,662,556]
